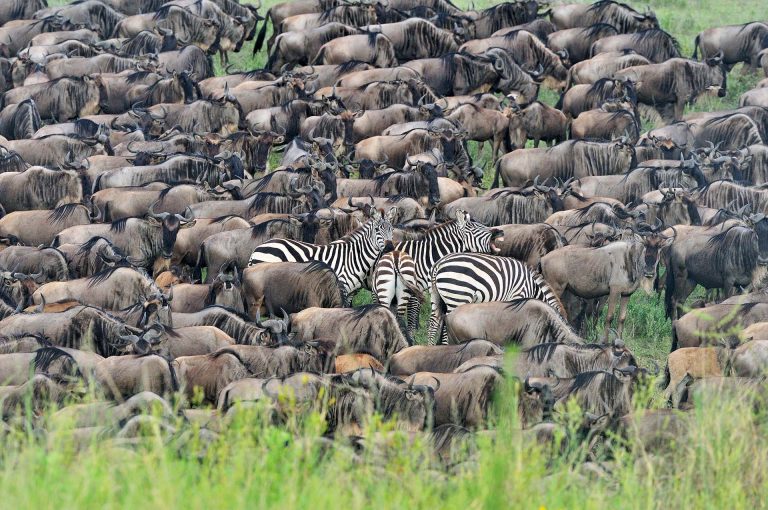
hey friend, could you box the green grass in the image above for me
[9,0,768,508]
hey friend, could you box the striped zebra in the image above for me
[428,253,565,344]
[374,209,503,335]
[247,210,394,301]
[372,250,421,337]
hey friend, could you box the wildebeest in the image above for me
[95,354,178,400]
[387,340,503,375]
[242,261,345,317]
[492,139,636,188]
[407,365,502,428]
[590,29,681,63]
[693,22,768,70]
[404,49,541,102]
[0,99,40,140]
[664,220,768,319]
[614,56,727,122]
[172,305,291,346]
[0,167,84,213]
[558,77,636,120]
[446,299,583,347]
[506,100,568,148]
[1,76,100,122]
[290,305,409,361]
[54,209,195,272]
[0,305,141,357]
[514,340,636,379]
[173,349,250,404]
[443,185,564,226]
[0,204,93,246]
[547,24,619,64]
[565,50,652,86]
[671,302,768,349]
[541,231,673,339]
[31,267,161,312]
[314,33,398,67]
[550,1,658,32]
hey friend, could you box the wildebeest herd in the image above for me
[2,0,768,463]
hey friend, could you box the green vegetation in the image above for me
[7,0,768,508]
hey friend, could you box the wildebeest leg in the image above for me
[673,100,685,122]
[220,50,229,66]
[603,290,619,342]
[617,295,630,338]
[533,138,541,148]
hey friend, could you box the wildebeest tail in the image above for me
[491,157,503,188]
[691,34,700,60]
[312,47,326,65]
[664,261,676,319]
[670,320,679,352]
[194,242,208,282]
[253,9,270,54]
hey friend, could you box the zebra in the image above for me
[373,209,503,336]
[372,250,421,338]
[428,253,565,344]
[247,209,394,301]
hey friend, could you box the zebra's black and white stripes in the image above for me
[248,210,394,300]
[381,210,502,334]
[428,253,565,344]
[372,250,420,335]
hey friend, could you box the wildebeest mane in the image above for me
[350,303,385,322]
[584,23,618,38]
[250,218,292,239]
[109,217,130,233]
[33,346,82,380]
[706,224,759,273]
[47,203,84,224]
[87,266,125,287]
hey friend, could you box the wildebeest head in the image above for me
[610,136,638,168]
[745,212,768,266]
[145,203,196,260]
[295,338,337,374]
[703,51,728,98]
[633,223,675,293]
[348,368,436,431]
[519,378,554,426]
[254,308,291,345]
[213,150,246,180]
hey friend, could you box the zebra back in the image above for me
[395,215,495,292]
[432,253,564,315]
[248,217,391,294]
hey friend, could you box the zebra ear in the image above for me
[385,207,397,223]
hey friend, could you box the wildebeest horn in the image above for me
[429,376,441,392]
[148,200,170,220]
[281,308,290,328]
[174,206,194,223]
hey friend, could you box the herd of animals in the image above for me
[3,0,768,464]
